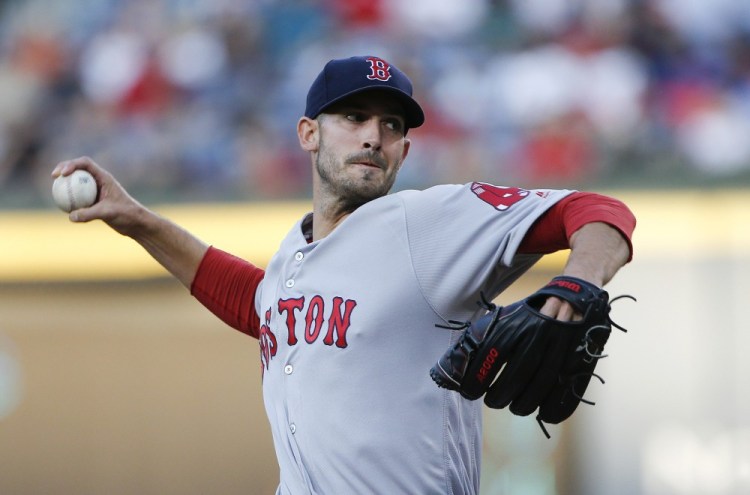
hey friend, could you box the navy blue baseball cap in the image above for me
[304,56,425,129]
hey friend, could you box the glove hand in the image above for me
[539,296,580,322]
[430,276,633,437]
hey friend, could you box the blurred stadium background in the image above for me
[0,0,749,494]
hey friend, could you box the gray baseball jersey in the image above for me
[255,182,572,495]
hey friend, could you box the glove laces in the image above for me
[536,293,636,439]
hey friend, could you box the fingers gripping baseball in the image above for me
[51,157,147,235]
[430,276,633,437]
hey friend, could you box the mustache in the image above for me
[345,152,387,169]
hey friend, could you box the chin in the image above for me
[342,183,390,206]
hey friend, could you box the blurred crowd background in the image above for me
[2,3,750,495]
[1,0,750,208]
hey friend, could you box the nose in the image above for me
[360,118,382,151]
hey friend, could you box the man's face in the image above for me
[314,91,411,208]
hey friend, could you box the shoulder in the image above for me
[390,184,462,201]
[393,182,573,214]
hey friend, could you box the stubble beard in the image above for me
[315,142,398,211]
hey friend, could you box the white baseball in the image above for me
[52,169,99,213]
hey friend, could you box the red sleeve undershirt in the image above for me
[518,191,636,260]
[190,247,264,339]
[190,192,635,340]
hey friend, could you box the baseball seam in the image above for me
[66,176,77,211]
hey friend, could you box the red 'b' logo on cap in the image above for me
[366,57,392,81]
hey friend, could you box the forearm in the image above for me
[53,157,209,289]
[519,191,635,287]
[539,222,630,320]
[562,222,631,287]
[128,207,209,288]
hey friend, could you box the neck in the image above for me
[311,194,356,241]
[309,160,382,241]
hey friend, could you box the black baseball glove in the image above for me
[430,276,633,437]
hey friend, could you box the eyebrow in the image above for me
[338,103,406,122]
[328,95,406,118]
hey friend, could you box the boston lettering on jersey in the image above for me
[259,296,358,371]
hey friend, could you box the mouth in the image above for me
[353,161,381,169]
[347,154,386,170]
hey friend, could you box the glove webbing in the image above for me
[535,294,636,439]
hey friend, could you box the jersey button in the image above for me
[285,279,295,288]
[294,252,304,261]
[290,424,296,434]
[284,365,293,375]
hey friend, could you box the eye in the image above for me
[384,118,404,133]
[345,112,366,123]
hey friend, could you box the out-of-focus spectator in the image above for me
[676,96,750,174]
[1,0,750,208]
[514,113,599,184]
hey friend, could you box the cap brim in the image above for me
[317,86,425,129]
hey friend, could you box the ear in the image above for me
[400,138,411,167]
[297,117,319,152]
[391,138,411,175]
